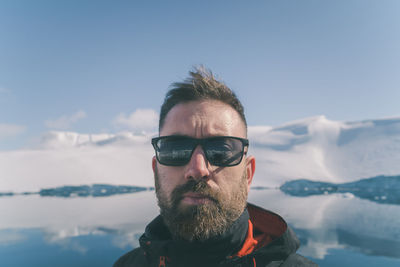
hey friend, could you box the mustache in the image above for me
[171,180,218,204]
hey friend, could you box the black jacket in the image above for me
[113,203,318,267]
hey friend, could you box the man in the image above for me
[114,67,318,267]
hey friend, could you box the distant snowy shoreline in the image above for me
[1,175,399,207]
[1,116,400,192]
[0,184,154,197]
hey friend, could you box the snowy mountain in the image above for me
[37,131,151,149]
[249,115,400,186]
[1,116,399,192]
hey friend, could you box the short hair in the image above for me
[159,67,247,132]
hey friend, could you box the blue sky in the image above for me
[1,0,400,150]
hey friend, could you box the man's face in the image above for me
[152,100,255,241]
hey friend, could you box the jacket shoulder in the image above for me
[278,253,318,267]
[113,247,147,267]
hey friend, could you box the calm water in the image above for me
[1,189,399,267]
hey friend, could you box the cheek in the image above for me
[156,166,184,195]
[213,168,244,193]
[158,179,174,197]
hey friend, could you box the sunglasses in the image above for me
[151,135,249,167]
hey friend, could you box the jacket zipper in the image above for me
[159,256,166,267]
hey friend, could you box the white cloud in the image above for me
[45,110,87,130]
[113,109,158,132]
[0,124,26,140]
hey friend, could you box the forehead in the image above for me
[160,100,246,138]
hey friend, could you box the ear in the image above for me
[152,156,157,175]
[245,155,256,191]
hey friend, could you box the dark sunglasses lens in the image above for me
[155,138,194,166]
[205,138,244,166]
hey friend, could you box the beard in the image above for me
[154,168,248,241]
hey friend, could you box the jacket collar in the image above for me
[139,203,300,266]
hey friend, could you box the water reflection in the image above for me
[0,229,26,245]
[249,190,400,259]
[1,190,400,266]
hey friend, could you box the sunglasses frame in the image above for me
[151,135,249,167]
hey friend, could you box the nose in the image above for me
[184,145,210,180]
